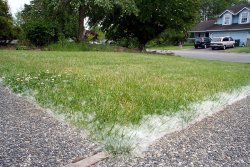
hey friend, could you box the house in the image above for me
[190,4,250,46]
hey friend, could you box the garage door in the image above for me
[210,31,248,43]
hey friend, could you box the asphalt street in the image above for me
[172,48,250,63]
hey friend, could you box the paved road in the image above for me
[172,48,250,63]
[97,96,250,166]
[0,85,102,167]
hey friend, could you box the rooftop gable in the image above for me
[219,4,250,17]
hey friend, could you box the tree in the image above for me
[94,0,200,51]
[19,0,137,45]
[56,0,137,42]
[200,0,249,21]
[0,0,18,45]
[20,0,78,40]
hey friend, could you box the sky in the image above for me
[8,0,31,16]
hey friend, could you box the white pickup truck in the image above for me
[210,37,235,50]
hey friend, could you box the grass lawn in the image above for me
[147,45,194,50]
[226,46,250,53]
[1,50,250,153]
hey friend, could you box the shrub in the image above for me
[25,21,57,46]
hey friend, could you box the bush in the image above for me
[25,21,57,46]
[116,37,139,49]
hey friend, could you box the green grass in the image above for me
[48,42,116,52]
[0,50,250,153]
[148,45,194,50]
[226,46,250,53]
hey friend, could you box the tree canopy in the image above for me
[0,0,20,45]
[94,0,200,50]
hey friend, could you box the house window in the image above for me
[241,12,248,24]
[224,14,231,25]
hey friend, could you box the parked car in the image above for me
[211,37,235,50]
[194,37,211,49]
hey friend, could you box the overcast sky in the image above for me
[8,0,31,16]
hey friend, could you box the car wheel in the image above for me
[204,45,207,49]
[212,47,215,50]
[232,44,235,48]
[223,45,226,50]
[194,46,198,49]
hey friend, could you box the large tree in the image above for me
[93,0,200,51]
[56,0,137,41]
[20,0,136,43]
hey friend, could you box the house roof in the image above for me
[191,4,250,32]
[207,23,250,31]
[191,20,216,32]
[219,4,250,16]
[191,20,250,32]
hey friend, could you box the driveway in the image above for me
[172,48,250,63]
[97,96,250,166]
[0,85,102,166]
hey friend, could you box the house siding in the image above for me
[232,15,238,24]
[210,30,250,44]
[217,17,223,24]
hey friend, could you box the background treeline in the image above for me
[0,0,249,50]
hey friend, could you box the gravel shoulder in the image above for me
[0,85,103,167]
[97,96,250,166]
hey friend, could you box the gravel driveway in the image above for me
[1,84,250,166]
[172,49,250,63]
[0,85,102,167]
[97,96,250,166]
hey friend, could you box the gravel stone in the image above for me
[97,96,250,166]
[0,85,102,167]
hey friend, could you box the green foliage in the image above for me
[0,0,11,18]
[0,0,21,45]
[25,20,57,46]
[0,16,12,36]
[96,0,200,51]
[20,0,78,41]
[148,29,189,46]
[116,37,139,49]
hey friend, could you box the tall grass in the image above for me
[0,50,250,154]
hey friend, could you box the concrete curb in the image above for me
[64,152,109,167]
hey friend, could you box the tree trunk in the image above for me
[139,43,146,52]
[77,4,85,42]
